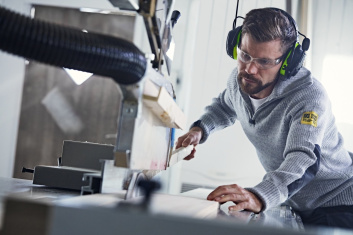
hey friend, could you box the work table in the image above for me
[0,177,345,235]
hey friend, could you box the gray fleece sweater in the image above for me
[193,67,353,212]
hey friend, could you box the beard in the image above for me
[237,71,278,96]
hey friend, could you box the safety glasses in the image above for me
[237,47,285,70]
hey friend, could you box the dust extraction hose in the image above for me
[0,6,147,85]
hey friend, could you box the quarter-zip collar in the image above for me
[237,67,312,110]
[236,67,313,124]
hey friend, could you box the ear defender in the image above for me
[279,36,310,79]
[226,26,242,60]
[279,43,300,79]
[226,7,311,79]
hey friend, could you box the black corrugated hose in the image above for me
[0,6,147,85]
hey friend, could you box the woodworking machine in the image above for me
[1,0,185,198]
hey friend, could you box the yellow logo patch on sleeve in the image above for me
[301,111,318,127]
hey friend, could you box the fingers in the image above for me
[175,128,202,149]
[175,133,189,149]
[183,148,196,160]
[180,135,193,147]
[207,184,263,213]
[228,202,250,212]
[178,134,197,147]
[213,193,247,204]
[207,184,243,200]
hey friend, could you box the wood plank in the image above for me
[57,192,219,219]
[149,193,219,219]
[143,79,187,130]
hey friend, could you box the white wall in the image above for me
[313,0,353,152]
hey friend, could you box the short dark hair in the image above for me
[241,8,297,53]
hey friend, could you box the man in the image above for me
[176,8,353,229]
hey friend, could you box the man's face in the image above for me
[237,34,284,99]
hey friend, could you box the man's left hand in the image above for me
[207,184,263,213]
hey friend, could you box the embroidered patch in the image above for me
[301,111,318,127]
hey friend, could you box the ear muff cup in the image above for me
[279,42,306,79]
[226,26,242,59]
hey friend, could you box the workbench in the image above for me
[0,177,347,235]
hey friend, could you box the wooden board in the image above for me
[57,192,219,219]
[149,193,219,219]
[143,79,186,130]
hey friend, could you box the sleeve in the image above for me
[247,84,332,211]
[192,68,239,144]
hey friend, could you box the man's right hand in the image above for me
[175,127,203,160]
